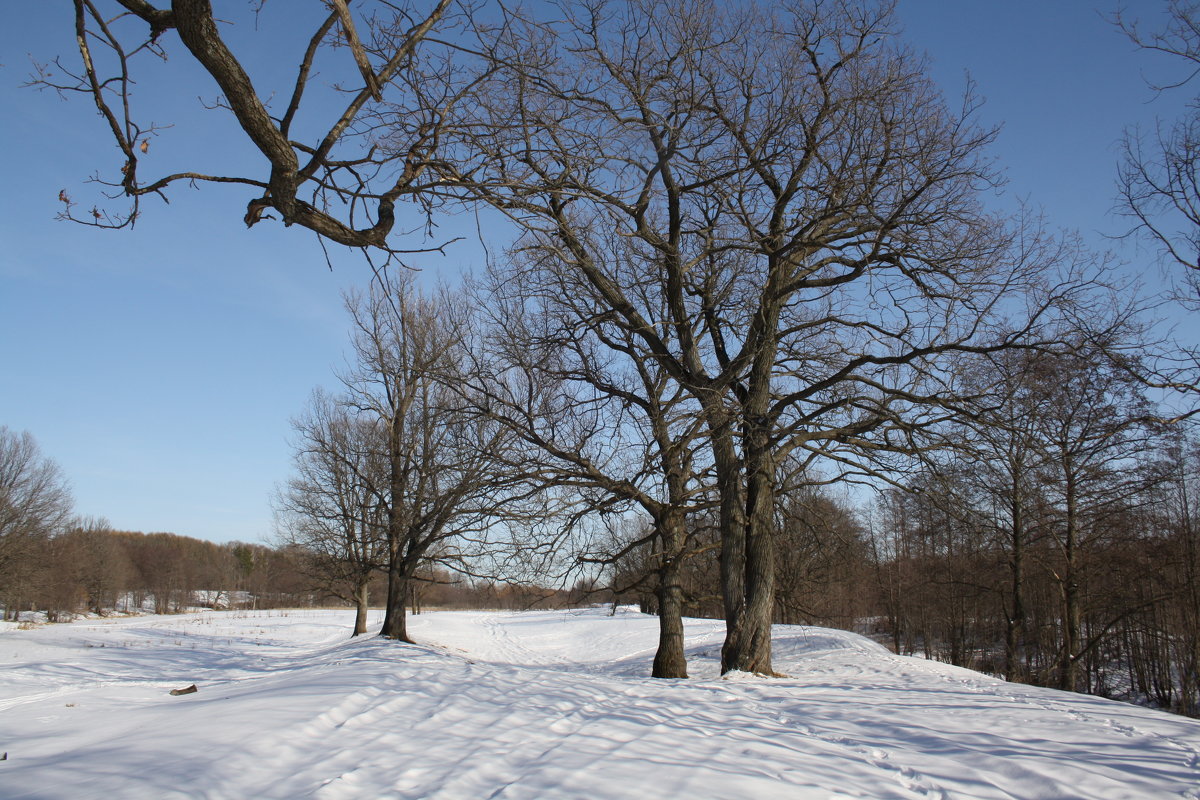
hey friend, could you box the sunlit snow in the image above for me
[2,608,1198,799]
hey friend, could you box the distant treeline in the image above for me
[0,523,588,623]
[2,524,307,620]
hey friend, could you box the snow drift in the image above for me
[1,608,1198,799]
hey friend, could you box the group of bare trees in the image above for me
[276,275,537,639]
[0,416,577,620]
[871,341,1200,714]
[265,0,1097,677]
[0,427,73,619]
[445,0,1108,677]
[29,0,1200,699]
[5,522,313,621]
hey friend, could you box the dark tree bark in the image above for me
[352,578,371,637]
[652,546,688,679]
[35,0,455,259]
[1006,489,1029,683]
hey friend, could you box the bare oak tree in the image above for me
[950,350,1050,683]
[1025,343,1164,691]
[440,0,1090,674]
[34,0,458,256]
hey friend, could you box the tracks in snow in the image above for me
[6,609,1200,800]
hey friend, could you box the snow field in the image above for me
[1,608,1198,799]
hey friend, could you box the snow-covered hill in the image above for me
[2,608,1198,799]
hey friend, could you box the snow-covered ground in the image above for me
[2,608,1198,799]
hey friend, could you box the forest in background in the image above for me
[0,507,586,624]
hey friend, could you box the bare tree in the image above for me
[938,349,1054,682]
[341,274,528,641]
[441,0,1091,674]
[467,254,716,677]
[0,427,73,620]
[1114,2,1200,417]
[1117,1,1200,308]
[1026,343,1164,691]
[278,391,389,635]
[31,0,462,257]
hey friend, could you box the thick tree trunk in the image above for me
[652,564,688,679]
[719,416,777,673]
[652,516,689,678]
[721,328,780,676]
[733,450,777,675]
[380,556,412,642]
[380,417,411,642]
[352,580,370,637]
[711,425,750,674]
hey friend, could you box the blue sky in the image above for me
[0,1,1187,544]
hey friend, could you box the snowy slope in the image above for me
[1,608,1198,799]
